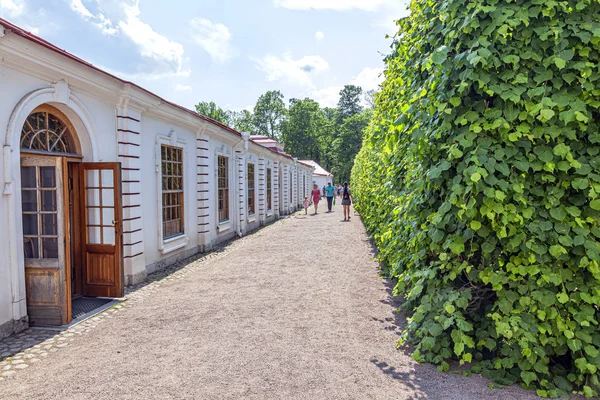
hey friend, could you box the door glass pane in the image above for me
[41,214,57,236]
[21,167,36,188]
[102,208,114,226]
[102,189,114,207]
[101,170,114,187]
[87,207,101,226]
[23,237,39,258]
[103,227,115,245]
[22,190,37,211]
[22,214,38,235]
[41,190,57,211]
[86,169,99,186]
[40,166,56,188]
[88,227,101,244]
[42,237,58,259]
[86,189,100,207]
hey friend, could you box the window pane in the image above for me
[102,208,114,226]
[86,169,99,187]
[40,167,56,188]
[42,214,57,236]
[101,170,114,187]
[86,189,100,207]
[87,207,101,226]
[88,227,101,244]
[22,214,38,235]
[102,189,114,207]
[42,237,59,259]
[103,227,115,245]
[22,190,37,212]
[41,190,57,211]
[23,237,39,259]
[21,167,37,188]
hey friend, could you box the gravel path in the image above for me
[1,202,540,400]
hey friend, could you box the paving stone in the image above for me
[14,364,29,370]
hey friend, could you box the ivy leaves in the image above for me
[352,0,600,398]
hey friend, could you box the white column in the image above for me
[117,108,146,285]
[258,156,266,225]
[236,150,246,235]
[196,133,211,250]
[273,161,280,218]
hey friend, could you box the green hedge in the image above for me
[352,0,600,397]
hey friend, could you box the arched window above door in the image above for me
[20,107,75,154]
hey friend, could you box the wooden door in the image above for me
[80,163,123,298]
[21,156,69,325]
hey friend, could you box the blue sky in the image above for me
[0,0,410,110]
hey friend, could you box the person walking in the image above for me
[325,182,335,212]
[341,182,353,221]
[311,184,322,214]
[303,196,309,215]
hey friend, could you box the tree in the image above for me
[336,85,363,123]
[253,90,287,140]
[228,110,255,133]
[195,101,231,125]
[332,110,370,183]
[280,98,321,160]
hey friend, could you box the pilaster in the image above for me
[196,133,211,250]
[258,156,266,225]
[117,109,146,285]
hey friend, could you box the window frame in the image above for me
[247,162,256,219]
[217,155,230,224]
[156,132,188,254]
[266,167,272,215]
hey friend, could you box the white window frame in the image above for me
[247,159,257,223]
[156,131,188,254]
[215,144,232,234]
[266,161,273,217]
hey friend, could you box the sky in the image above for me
[0,0,411,111]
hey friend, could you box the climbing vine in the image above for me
[352,0,600,397]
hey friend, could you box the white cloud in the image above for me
[352,67,384,91]
[311,86,343,108]
[0,0,25,17]
[175,84,192,92]
[253,52,329,88]
[189,18,235,64]
[315,31,324,41]
[273,0,392,11]
[69,0,118,35]
[118,2,184,71]
[68,0,184,74]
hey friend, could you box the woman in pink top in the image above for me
[311,184,322,214]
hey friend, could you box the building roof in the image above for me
[299,160,332,176]
[0,18,296,161]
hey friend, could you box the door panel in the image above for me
[21,156,68,326]
[81,163,123,298]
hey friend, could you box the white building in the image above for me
[300,160,333,191]
[0,19,313,338]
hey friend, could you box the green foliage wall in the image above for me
[352,0,600,397]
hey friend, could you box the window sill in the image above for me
[266,210,273,217]
[217,220,231,234]
[161,234,188,254]
[248,214,256,223]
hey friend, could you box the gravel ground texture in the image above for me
[1,202,545,400]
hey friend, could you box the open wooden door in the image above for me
[80,163,123,298]
[21,156,70,325]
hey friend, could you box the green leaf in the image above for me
[538,109,555,122]
[445,304,456,314]
[554,58,567,69]
[429,323,443,337]
[470,172,481,182]
[590,199,600,210]
[470,221,482,231]
[556,292,569,304]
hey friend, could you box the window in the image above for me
[21,166,59,259]
[266,168,272,211]
[161,145,184,239]
[20,109,74,154]
[218,156,229,222]
[247,163,255,216]
[289,171,293,203]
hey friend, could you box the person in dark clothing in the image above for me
[341,182,353,221]
[325,182,335,212]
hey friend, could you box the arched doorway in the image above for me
[19,105,123,326]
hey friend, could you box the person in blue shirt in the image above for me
[325,182,336,212]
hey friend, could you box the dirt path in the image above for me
[1,202,539,400]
